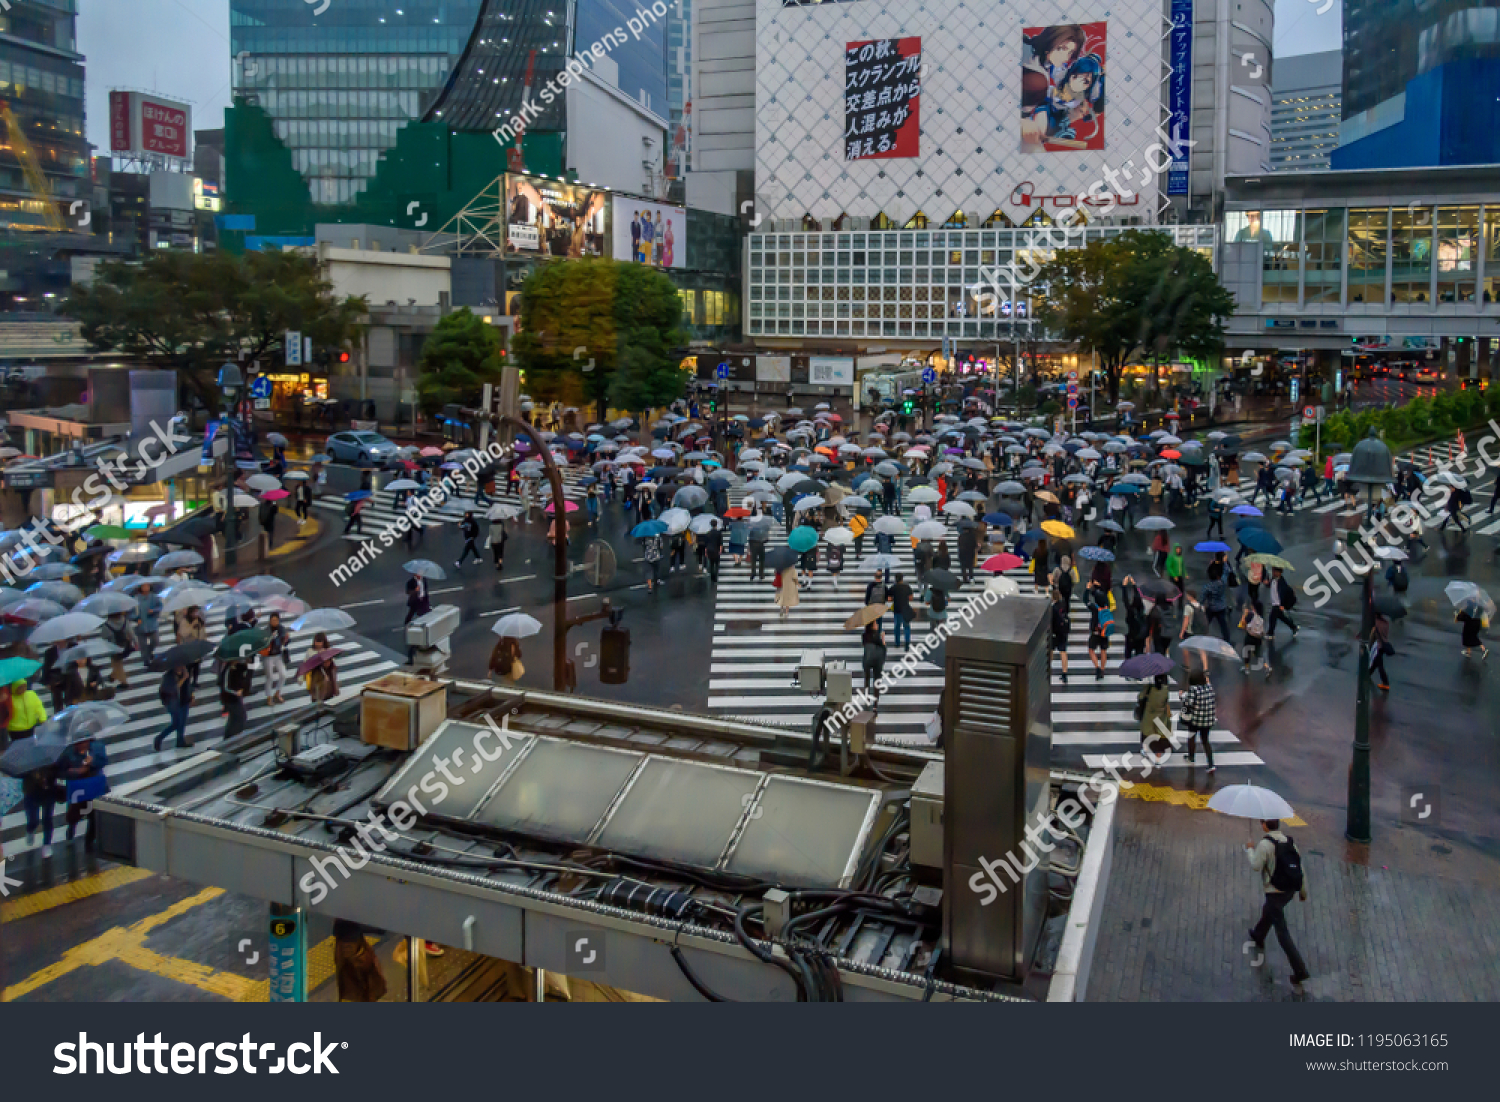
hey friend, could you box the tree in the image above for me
[1031,230,1235,404]
[510,258,689,421]
[415,307,506,413]
[64,251,367,414]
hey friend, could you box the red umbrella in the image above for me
[982,553,1025,573]
[1159,449,1182,460]
[1165,412,1181,420]
[261,488,291,501]
[545,500,580,513]
[723,507,751,519]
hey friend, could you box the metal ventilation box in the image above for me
[941,595,1052,985]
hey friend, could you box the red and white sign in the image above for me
[105,90,193,160]
[109,91,132,152]
[139,97,189,158]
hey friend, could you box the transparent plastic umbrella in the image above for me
[26,611,106,646]
[403,560,448,580]
[25,581,83,608]
[291,608,357,632]
[152,550,205,574]
[161,585,219,614]
[912,521,947,540]
[659,508,692,534]
[234,575,294,599]
[1207,784,1295,821]
[492,612,543,638]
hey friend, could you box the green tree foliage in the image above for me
[1031,230,1235,404]
[1320,386,1500,454]
[510,258,689,420]
[64,251,366,413]
[415,307,506,413]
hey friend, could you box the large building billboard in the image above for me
[755,0,1163,226]
[611,197,685,268]
[107,90,192,160]
[845,37,921,161]
[504,174,606,258]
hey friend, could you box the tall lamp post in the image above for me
[1344,428,1394,843]
[218,363,244,569]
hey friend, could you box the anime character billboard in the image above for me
[1020,22,1106,152]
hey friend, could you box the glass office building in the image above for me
[1343,0,1500,119]
[230,0,485,204]
[0,0,88,231]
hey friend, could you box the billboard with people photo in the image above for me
[611,198,685,268]
[1020,22,1107,152]
[504,174,607,259]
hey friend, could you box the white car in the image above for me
[326,431,398,467]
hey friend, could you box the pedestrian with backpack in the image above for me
[1239,598,1268,675]
[1267,566,1299,638]
[1246,819,1311,987]
[1085,578,1113,681]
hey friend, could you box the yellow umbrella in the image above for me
[1034,490,1060,504]
[1041,520,1075,539]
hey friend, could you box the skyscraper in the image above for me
[230,0,486,204]
[1335,0,1500,167]
[1270,51,1340,173]
[0,0,88,232]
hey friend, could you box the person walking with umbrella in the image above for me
[218,653,253,741]
[643,533,664,593]
[1136,672,1171,752]
[1165,544,1185,595]
[6,677,46,740]
[861,618,887,694]
[1031,537,1050,592]
[455,511,482,568]
[1457,605,1487,659]
[1181,669,1217,771]
[61,732,109,852]
[1206,494,1226,539]
[1085,578,1112,681]
[1050,587,1072,684]
[703,519,725,584]
[1150,528,1169,575]
[1369,608,1393,691]
[343,495,367,536]
[19,756,59,857]
[296,478,314,524]
[136,581,162,670]
[1121,578,1147,660]
[488,511,508,571]
[153,664,195,751]
[103,612,136,689]
[1246,817,1311,987]
[305,634,340,703]
[1239,597,1268,674]
[1439,483,1469,533]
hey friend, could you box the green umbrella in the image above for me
[1245,553,1294,571]
[787,526,819,553]
[0,656,42,684]
[84,525,133,541]
[218,628,270,661]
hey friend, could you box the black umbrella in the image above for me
[926,568,960,591]
[146,528,204,548]
[1372,593,1408,619]
[69,546,113,562]
[766,547,799,572]
[150,640,215,671]
[1,731,70,777]
[790,478,825,496]
[1138,577,1180,601]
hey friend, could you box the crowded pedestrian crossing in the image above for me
[313,468,591,542]
[0,619,399,852]
[704,493,1266,776]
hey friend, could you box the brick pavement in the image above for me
[1087,799,1500,1001]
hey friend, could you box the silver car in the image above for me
[326,431,398,467]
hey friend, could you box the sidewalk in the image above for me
[1086,798,1500,1001]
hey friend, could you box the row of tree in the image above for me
[63,230,1230,419]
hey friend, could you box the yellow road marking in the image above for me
[1,866,155,924]
[1120,781,1307,826]
[268,517,320,557]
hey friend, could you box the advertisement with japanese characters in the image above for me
[844,37,921,161]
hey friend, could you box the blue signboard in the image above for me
[922,367,936,384]
[1167,0,1193,196]
[249,376,274,399]
[716,362,730,379]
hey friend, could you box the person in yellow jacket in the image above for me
[848,511,870,558]
[8,679,48,739]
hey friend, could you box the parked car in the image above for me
[326,431,399,467]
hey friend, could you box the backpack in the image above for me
[1267,835,1304,892]
[1097,606,1115,636]
[1279,577,1297,609]
[1390,564,1409,593]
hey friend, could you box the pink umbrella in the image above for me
[544,500,580,513]
[261,488,291,501]
[982,553,1026,573]
[420,446,444,457]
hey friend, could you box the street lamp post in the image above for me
[1344,429,1394,843]
[218,363,244,569]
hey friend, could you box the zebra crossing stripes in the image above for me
[0,623,400,851]
[316,469,592,542]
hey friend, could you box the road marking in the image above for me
[429,586,465,595]
[337,598,386,610]
[1,866,154,923]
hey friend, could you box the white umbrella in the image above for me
[488,504,524,521]
[404,560,448,580]
[659,507,692,534]
[908,486,941,504]
[1178,635,1239,659]
[161,586,218,614]
[232,492,259,508]
[291,608,357,632]
[792,495,826,511]
[984,576,1020,597]
[839,495,874,509]
[1372,546,1408,562]
[493,612,543,638]
[688,515,722,535]
[73,592,137,617]
[912,520,947,540]
[872,516,907,535]
[235,575,294,599]
[941,501,976,518]
[864,554,902,572]
[1207,784,1295,821]
[823,527,855,546]
[27,612,106,646]
[245,473,282,492]
[385,479,422,492]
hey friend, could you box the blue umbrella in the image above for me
[1077,546,1115,562]
[345,490,373,502]
[1230,504,1263,517]
[1118,653,1174,680]
[1096,520,1125,533]
[1194,541,1233,553]
[1234,518,1264,531]
[1239,529,1283,554]
[1108,482,1143,494]
[1017,529,1044,548]
[787,526,819,553]
[631,520,668,539]
[984,512,1014,526]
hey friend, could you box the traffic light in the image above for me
[338,350,351,363]
[902,398,915,415]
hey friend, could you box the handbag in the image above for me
[66,773,110,804]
